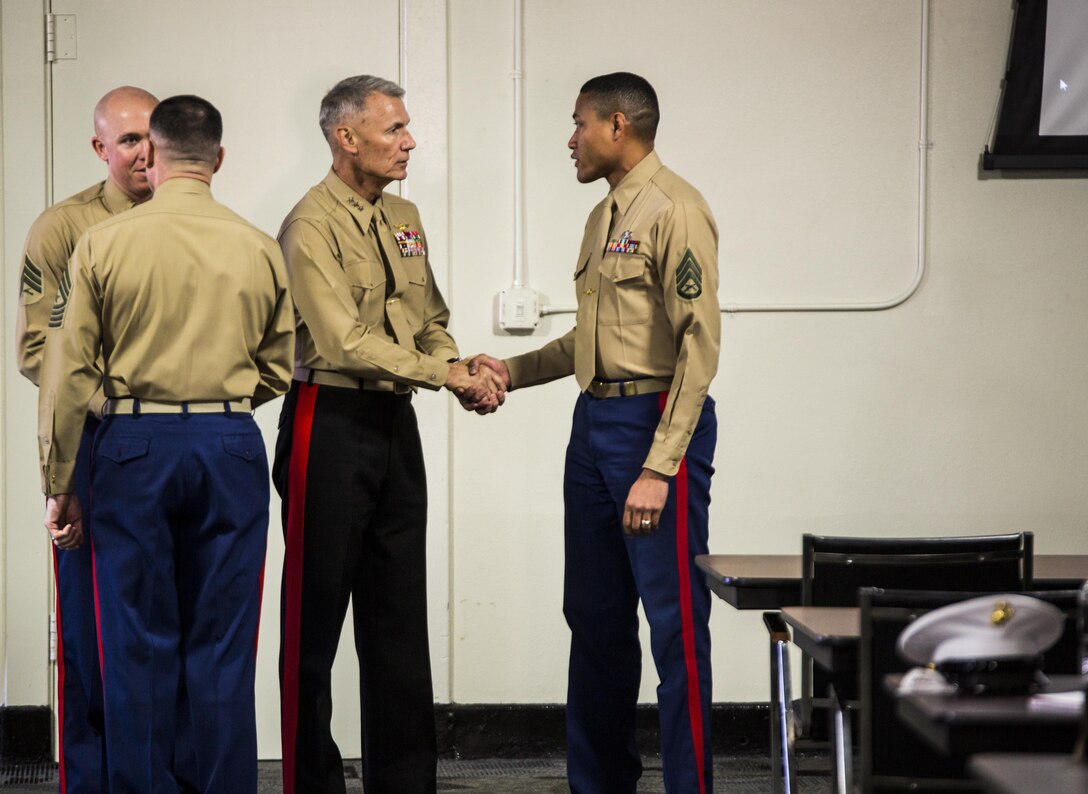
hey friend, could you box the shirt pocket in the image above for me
[397,259,428,330]
[398,256,427,287]
[573,252,591,278]
[598,254,652,326]
[344,257,387,323]
[572,252,591,299]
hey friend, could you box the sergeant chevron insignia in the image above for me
[48,266,72,328]
[676,249,702,299]
[20,255,44,305]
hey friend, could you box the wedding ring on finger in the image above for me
[640,518,652,529]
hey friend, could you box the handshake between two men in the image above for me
[444,354,510,415]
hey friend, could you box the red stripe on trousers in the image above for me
[90,537,105,751]
[281,383,319,794]
[659,392,706,794]
[52,548,67,793]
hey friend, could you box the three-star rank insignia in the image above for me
[675,248,703,300]
[20,255,44,305]
[394,224,425,257]
[606,230,640,254]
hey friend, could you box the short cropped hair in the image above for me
[149,95,222,164]
[319,75,405,142]
[579,72,660,143]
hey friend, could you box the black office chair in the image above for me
[802,533,1034,607]
[859,586,1081,794]
[1073,580,1088,763]
[787,532,1034,793]
[800,532,1034,731]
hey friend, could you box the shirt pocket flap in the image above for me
[401,258,427,286]
[572,252,591,281]
[344,258,386,290]
[606,255,650,284]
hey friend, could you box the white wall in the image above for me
[3,0,1088,754]
[446,0,1088,705]
[2,0,54,712]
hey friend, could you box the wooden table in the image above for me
[779,606,859,673]
[894,676,1086,757]
[779,606,859,793]
[969,753,1088,794]
[695,554,801,608]
[696,554,1088,610]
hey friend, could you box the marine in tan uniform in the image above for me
[274,74,499,794]
[16,84,157,794]
[18,86,157,392]
[469,72,720,793]
[39,94,294,793]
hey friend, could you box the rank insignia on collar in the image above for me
[606,230,640,254]
[394,228,426,257]
[346,196,367,211]
[676,248,703,300]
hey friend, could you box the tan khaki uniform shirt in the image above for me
[39,178,295,494]
[278,170,458,389]
[506,151,720,476]
[18,179,136,415]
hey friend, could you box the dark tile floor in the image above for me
[1,754,828,792]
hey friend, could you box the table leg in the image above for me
[764,612,798,794]
[829,684,853,794]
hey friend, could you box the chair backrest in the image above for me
[1079,583,1088,763]
[797,532,1033,743]
[859,586,1081,793]
[802,532,1034,607]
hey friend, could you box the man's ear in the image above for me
[611,112,628,140]
[334,125,356,153]
[91,136,108,163]
[213,146,225,173]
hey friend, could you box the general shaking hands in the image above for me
[445,355,510,415]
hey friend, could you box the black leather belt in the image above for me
[294,367,412,395]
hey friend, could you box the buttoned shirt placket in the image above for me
[370,207,416,349]
[574,197,616,391]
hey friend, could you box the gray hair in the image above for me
[319,75,405,142]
